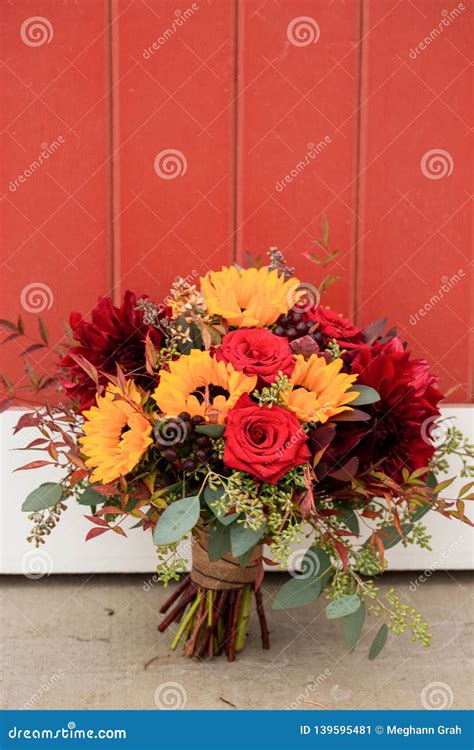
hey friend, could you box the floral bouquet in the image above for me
[3,248,473,663]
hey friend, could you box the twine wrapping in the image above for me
[191,531,262,590]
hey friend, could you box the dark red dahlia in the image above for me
[324,337,443,482]
[60,291,167,409]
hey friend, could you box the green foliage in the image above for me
[207,522,231,561]
[153,495,200,545]
[230,522,265,557]
[431,426,474,478]
[368,624,388,660]
[253,372,292,407]
[77,487,105,506]
[349,385,380,406]
[342,602,366,650]
[326,594,361,620]
[22,483,63,512]
[273,547,333,610]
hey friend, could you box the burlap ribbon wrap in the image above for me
[191,530,262,590]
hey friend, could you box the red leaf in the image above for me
[84,515,110,527]
[14,460,52,471]
[85,526,110,541]
[13,412,40,434]
[334,540,349,571]
[91,484,119,496]
[69,469,88,484]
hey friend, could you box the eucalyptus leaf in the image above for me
[153,495,200,546]
[369,623,388,660]
[230,523,265,557]
[326,594,361,620]
[273,547,334,610]
[195,424,226,438]
[207,522,231,562]
[272,576,323,610]
[341,508,360,535]
[22,482,63,512]
[349,385,380,406]
[77,487,105,506]
[342,601,366,650]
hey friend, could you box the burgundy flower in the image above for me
[223,394,310,483]
[219,328,294,384]
[324,337,443,481]
[60,291,166,409]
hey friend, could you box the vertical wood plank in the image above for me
[235,0,362,317]
[111,0,236,297]
[356,0,473,401]
[0,1,111,394]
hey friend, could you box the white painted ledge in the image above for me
[1,406,472,574]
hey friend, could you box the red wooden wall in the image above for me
[1,0,472,402]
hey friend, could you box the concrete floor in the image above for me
[0,572,472,710]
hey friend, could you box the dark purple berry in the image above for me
[178,412,191,422]
[279,315,289,326]
[195,449,209,463]
[183,459,197,472]
[163,448,178,462]
[286,327,297,339]
[274,326,285,337]
[291,312,302,323]
[196,435,210,447]
[191,415,205,426]
[296,321,308,334]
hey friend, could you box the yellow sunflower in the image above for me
[153,349,257,424]
[282,354,358,423]
[200,265,300,327]
[80,381,152,484]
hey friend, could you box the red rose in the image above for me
[307,305,365,350]
[224,395,310,483]
[219,328,294,384]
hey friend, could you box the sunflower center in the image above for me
[191,384,229,404]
